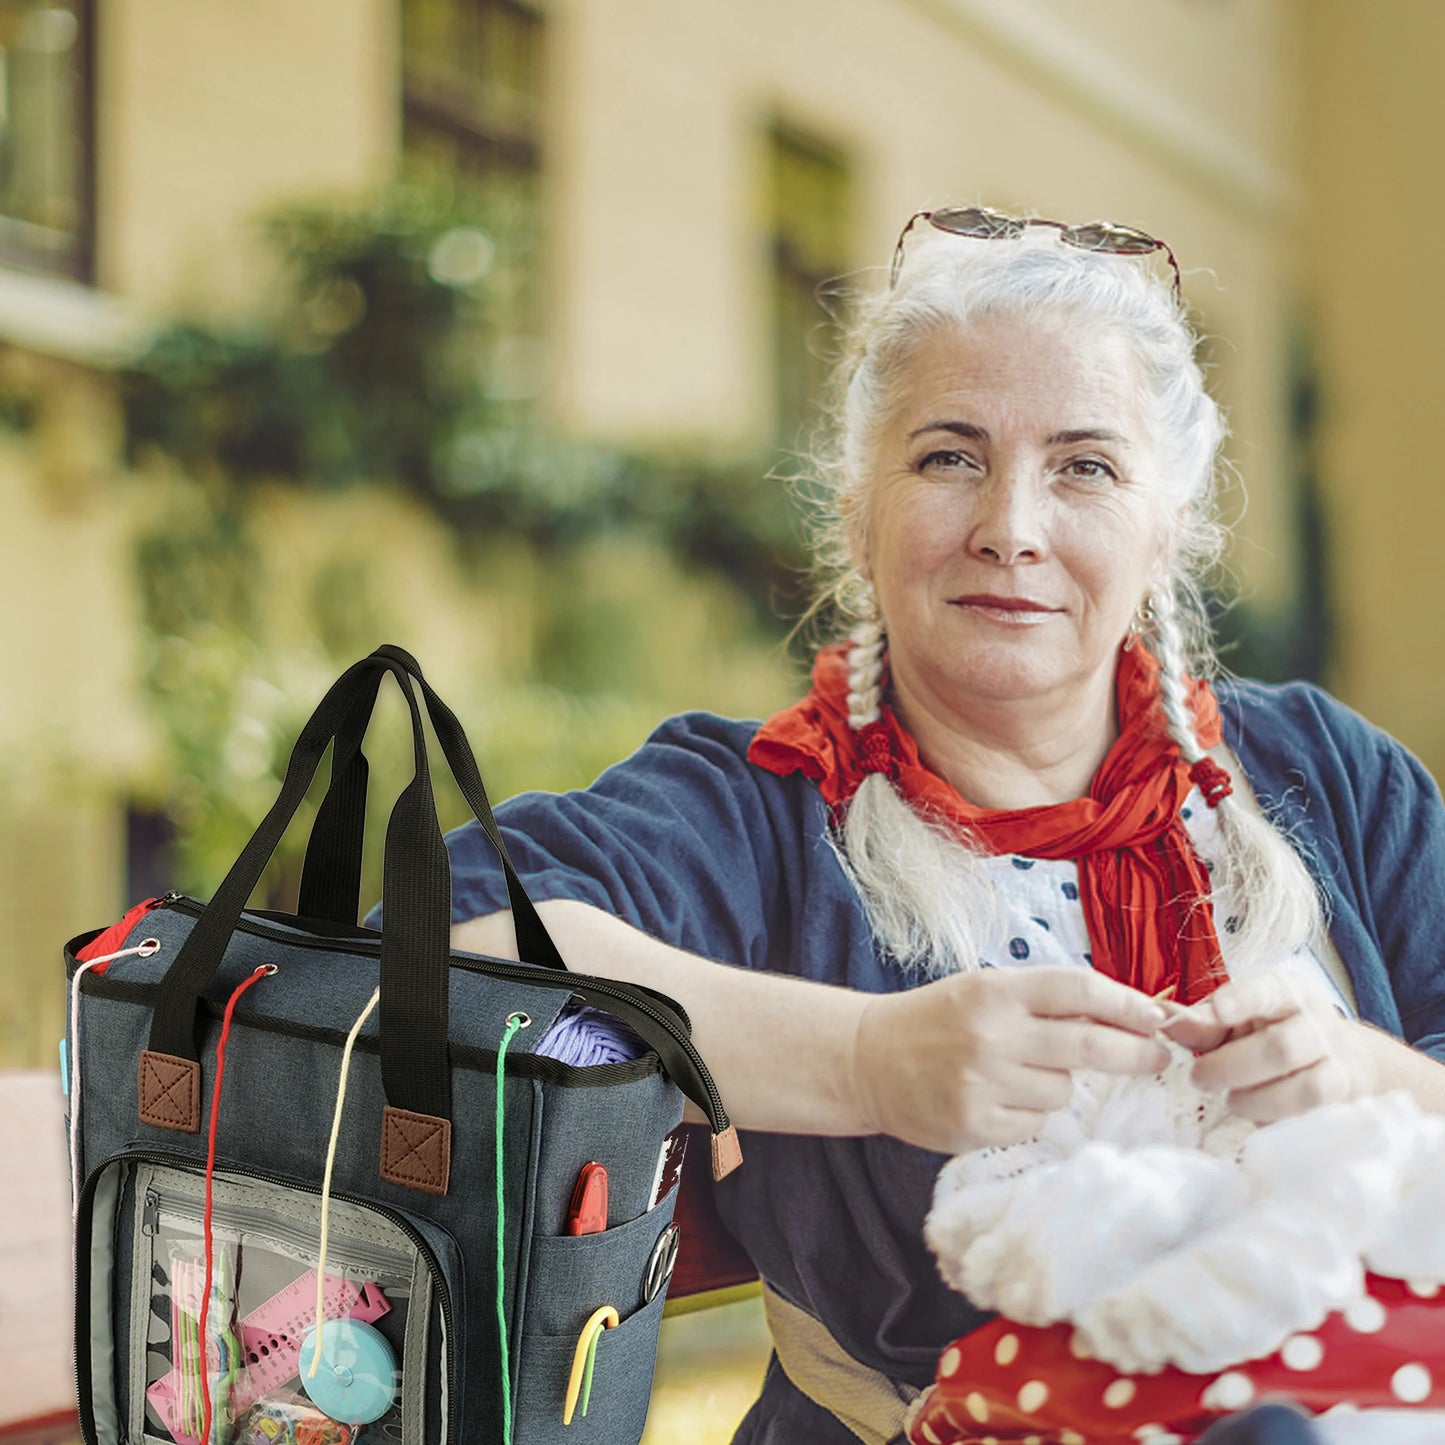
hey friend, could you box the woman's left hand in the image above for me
[1160,968,1375,1124]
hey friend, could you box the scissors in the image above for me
[642,1223,680,1306]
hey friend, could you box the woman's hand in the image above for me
[855,966,1170,1155]
[1160,968,1373,1124]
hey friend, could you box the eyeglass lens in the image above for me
[1060,222,1161,256]
[928,207,1026,241]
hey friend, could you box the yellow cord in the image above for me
[563,1305,619,1424]
[309,986,381,1377]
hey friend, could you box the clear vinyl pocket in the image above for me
[78,1154,451,1445]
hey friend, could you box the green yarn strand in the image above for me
[495,1013,525,1445]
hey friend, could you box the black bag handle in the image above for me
[144,648,565,1133]
[295,668,383,926]
[296,647,565,974]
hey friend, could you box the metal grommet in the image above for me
[137,938,162,957]
[642,1222,681,1305]
[506,1011,532,1029]
[262,963,279,976]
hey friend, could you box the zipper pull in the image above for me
[711,1124,743,1180]
[148,891,183,910]
[141,1189,160,1236]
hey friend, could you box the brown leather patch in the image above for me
[138,1050,201,1133]
[379,1105,452,1196]
[710,1123,743,1181]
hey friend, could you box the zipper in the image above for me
[68,893,180,1443]
[161,893,731,1135]
[74,1149,458,1445]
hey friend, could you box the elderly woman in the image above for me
[447,210,1445,1444]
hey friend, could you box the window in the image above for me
[0,0,93,279]
[767,122,852,448]
[401,0,545,404]
[126,804,177,906]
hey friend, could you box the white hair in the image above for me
[816,234,1322,977]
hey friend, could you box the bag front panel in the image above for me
[70,909,692,1445]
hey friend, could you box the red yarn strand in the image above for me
[198,965,270,1445]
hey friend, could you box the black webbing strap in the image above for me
[296,669,384,925]
[295,645,566,972]
[146,649,550,1122]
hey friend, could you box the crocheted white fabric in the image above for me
[925,1042,1445,1376]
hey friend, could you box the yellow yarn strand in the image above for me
[309,986,381,1378]
[563,1305,619,1425]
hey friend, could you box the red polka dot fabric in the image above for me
[905,1275,1445,1444]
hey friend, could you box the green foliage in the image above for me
[128,503,790,903]
[119,184,804,900]
[0,351,39,432]
[122,186,513,487]
[120,185,808,631]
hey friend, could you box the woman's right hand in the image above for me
[855,967,1171,1155]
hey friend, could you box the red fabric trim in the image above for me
[75,897,162,976]
[748,645,1228,1003]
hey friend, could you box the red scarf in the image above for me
[748,644,1235,1004]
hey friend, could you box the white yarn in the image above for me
[69,939,161,1222]
[926,966,1445,1376]
[310,985,381,1376]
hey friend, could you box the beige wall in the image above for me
[0,399,147,1065]
[1299,0,1445,777]
[546,0,1302,608]
[0,382,151,780]
[97,0,398,310]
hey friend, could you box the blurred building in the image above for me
[2,0,1443,1070]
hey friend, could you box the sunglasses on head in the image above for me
[889,205,1182,302]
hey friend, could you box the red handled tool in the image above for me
[565,1161,609,1236]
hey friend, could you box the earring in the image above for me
[1123,593,1157,651]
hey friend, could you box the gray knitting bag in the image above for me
[65,644,739,1445]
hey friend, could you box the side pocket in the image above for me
[522,1190,679,1337]
[511,1186,679,1445]
[78,1163,126,1445]
[511,1289,668,1445]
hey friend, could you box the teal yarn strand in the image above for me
[495,1013,525,1445]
